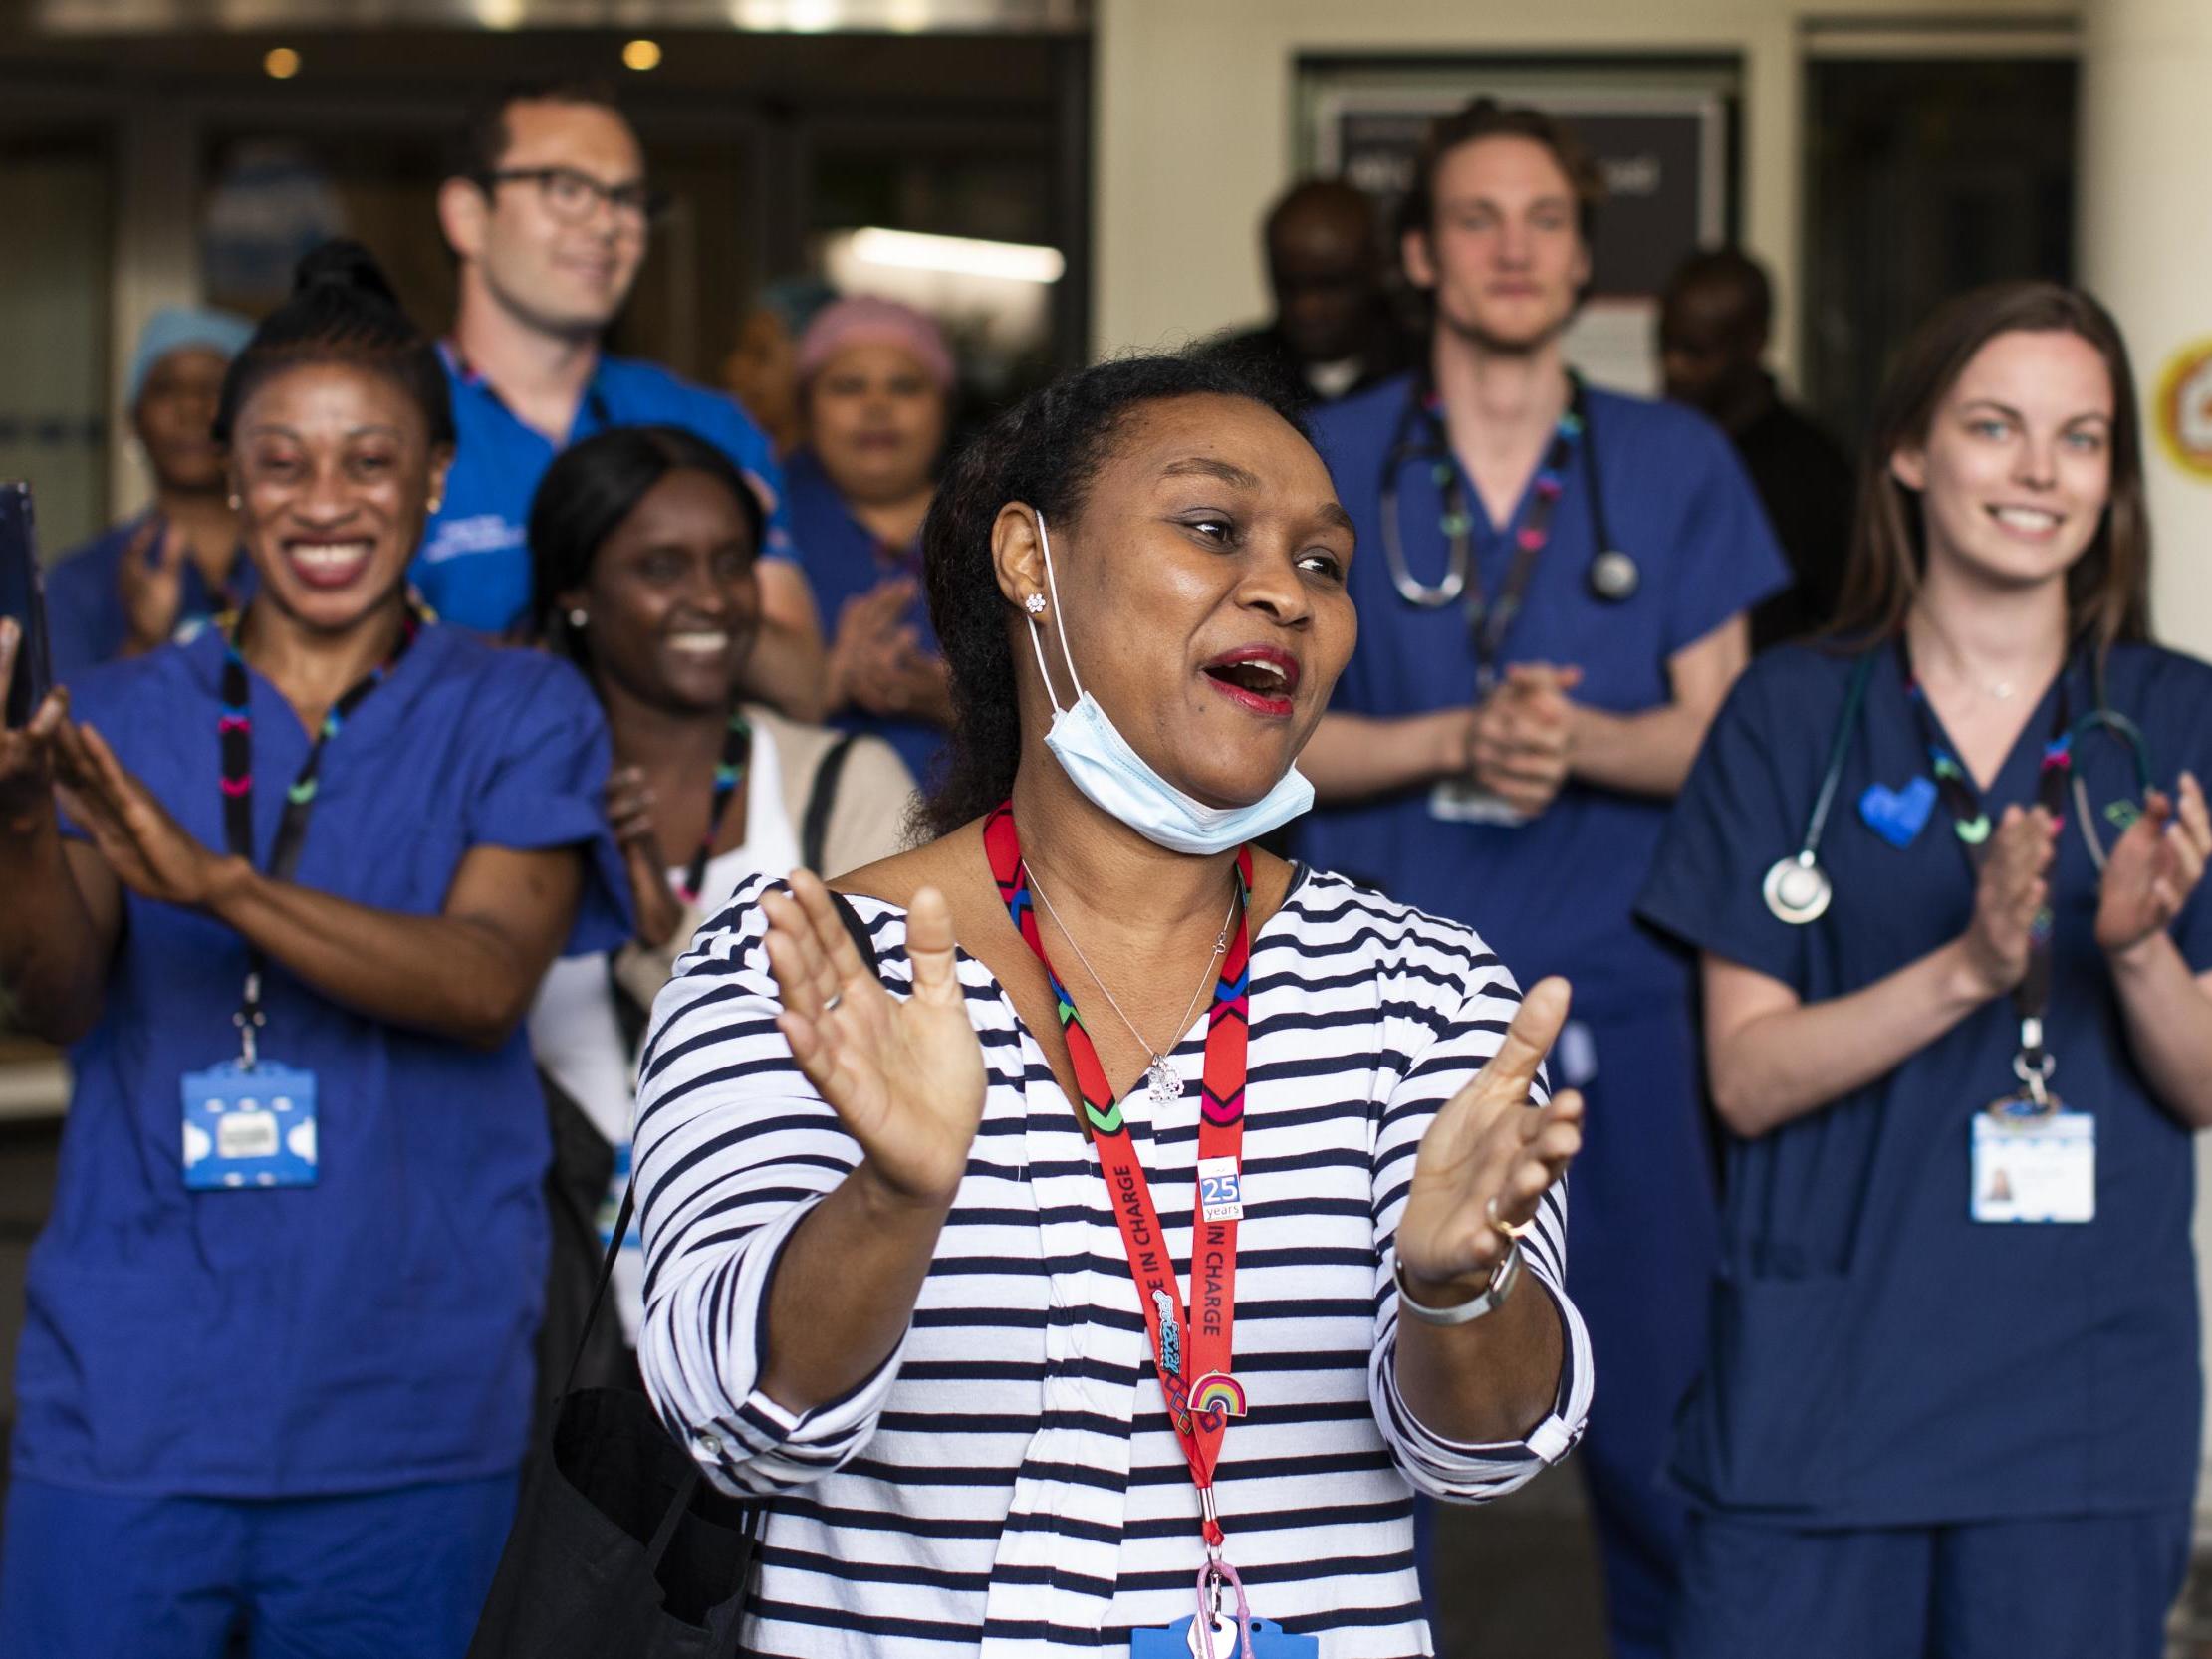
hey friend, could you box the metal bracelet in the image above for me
[1393,1242,1522,1326]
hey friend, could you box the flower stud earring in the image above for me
[568,607,588,629]
[226,493,242,512]
[1024,593,1047,615]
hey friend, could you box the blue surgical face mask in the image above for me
[1025,512,1315,856]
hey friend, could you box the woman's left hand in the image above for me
[51,720,228,906]
[2096,771,2212,958]
[1394,976,1585,1297]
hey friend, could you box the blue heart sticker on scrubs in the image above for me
[1859,776,1938,847]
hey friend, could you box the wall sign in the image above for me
[2154,340,2212,482]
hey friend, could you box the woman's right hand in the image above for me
[1959,804,2057,998]
[117,517,187,654]
[0,617,69,832]
[763,869,986,1210]
[828,578,921,716]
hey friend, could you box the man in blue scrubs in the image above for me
[1297,99,1788,1659]
[420,81,827,716]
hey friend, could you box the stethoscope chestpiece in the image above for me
[1762,851,1833,925]
[1587,548,1639,603]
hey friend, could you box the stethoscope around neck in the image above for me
[1376,370,1640,613]
[1763,643,2156,925]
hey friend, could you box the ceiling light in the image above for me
[622,39,663,72]
[848,228,1065,285]
[263,47,302,80]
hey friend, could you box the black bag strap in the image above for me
[802,732,860,874]
[564,887,882,1396]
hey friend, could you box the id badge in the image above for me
[1428,777,1528,828]
[180,1061,319,1191]
[1129,1613,1318,1658]
[1971,1104,2093,1224]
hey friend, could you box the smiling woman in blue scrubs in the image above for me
[1297,100,1787,1659]
[1640,283,2212,1658]
[0,243,625,1659]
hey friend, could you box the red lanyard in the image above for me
[983,803,1253,1546]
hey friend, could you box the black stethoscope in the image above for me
[1377,371,1640,630]
[1763,645,2157,925]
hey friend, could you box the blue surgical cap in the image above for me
[128,306,257,407]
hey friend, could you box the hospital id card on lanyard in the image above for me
[983,808,1316,1659]
[1902,644,2094,1225]
[180,609,417,1191]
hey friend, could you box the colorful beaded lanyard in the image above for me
[983,802,1254,1549]
[674,710,753,905]
[217,605,421,1064]
[1900,640,2074,1107]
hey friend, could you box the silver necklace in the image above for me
[1024,866,1238,1109]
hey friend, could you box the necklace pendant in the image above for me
[1146,1058,1181,1107]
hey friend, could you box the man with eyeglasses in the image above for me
[423,80,826,715]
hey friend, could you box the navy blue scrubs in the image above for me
[1638,640,2212,1658]
[1300,373,1788,1659]
[782,446,950,788]
[0,622,629,1656]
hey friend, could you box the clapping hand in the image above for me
[606,767,688,949]
[1394,976,1584,1297]
[1960,806,2057,997]
[0,618,70,830]
[763,870,986,1210]
[828,577,922,717]
[49,715,224,906]
[118,517,189,654]
[1466,664,1583,820]
[2096,772,2211,958]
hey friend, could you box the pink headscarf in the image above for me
[795,296,956,393]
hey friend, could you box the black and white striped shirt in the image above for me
[634,866,1593,1658]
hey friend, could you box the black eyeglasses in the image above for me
[478,166,665,228]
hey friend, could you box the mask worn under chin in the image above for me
[1025,512,1314,856]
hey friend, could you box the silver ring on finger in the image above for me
[1485,1193,1535,1241]
[823,993,843,1013]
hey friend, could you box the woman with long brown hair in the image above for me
[1639,281,2212,1656]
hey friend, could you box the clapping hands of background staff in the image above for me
[604,767,689,950]
[1455,663,1583,820]
[2095,771,2211,959]
[0,617,217,903]
[1395,975,1584,1296]
[117,517,191,655]
[829,575,947,719]
[1958,777,2212,999]
[762,870,987,1211]
[1960,805,2057,999]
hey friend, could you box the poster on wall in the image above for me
[1302,67,1735,393]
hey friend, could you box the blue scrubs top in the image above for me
[411,347,798,635]
[1637,640,2212,1526]
[782,446,949,788]
[16,622,630,1499]
[44,513,258,684]
[1299,374,1789,1019]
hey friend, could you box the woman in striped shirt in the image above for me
[634,354,1595,1657]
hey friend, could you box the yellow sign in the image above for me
[2154,340,2212,481]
